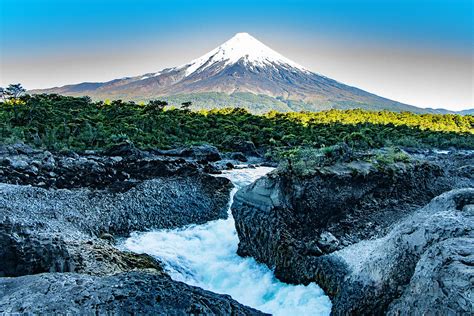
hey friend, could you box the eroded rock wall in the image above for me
[232,154,474,314]
[0,144,264,315]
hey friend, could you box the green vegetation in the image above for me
[0,94,472,154]
[374,147,411,165]
[0,84,26,101]
[161,92,300,113]
[156,92,416,114]
[277,144,420,178]
[276,145,415,177]
[276,144,352,176]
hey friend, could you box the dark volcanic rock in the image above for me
[0,143,224,190]
[231,152,249,162]
[0,144,253,314]
[232,153,474,314]
[154,144,222,163]
[334,189,474,314]
[0,272,265,315]
[0,173,231,277]
[189,144,222,162]
[104,140,144,159]
[230,140,261,157]
[387,237,474,314]
[234,159,452,259]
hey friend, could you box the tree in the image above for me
[82,96,92,103]
[146,100,168,112]
[5,83,26,99]
[181,101,192,110]
[111,99,124,106]
[0,93,471,151]
[0,87,5,101]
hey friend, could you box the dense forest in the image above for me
[0,93,473,155]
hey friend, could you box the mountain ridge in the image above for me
[31,33,439,113]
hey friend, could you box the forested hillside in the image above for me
[1,94,472,152]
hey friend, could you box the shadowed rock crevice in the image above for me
[232,151,473,314]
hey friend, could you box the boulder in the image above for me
[387,237,473,314]
[188,145,222,162]
[230,152,248,162]
[330,189,474,314]
[104,140,144,159]
[231,140,260,157]
[154,145,222,163]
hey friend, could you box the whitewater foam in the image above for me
[121,167,331,315]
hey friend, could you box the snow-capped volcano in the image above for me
[179,32,307,77]
[32,32,422,113]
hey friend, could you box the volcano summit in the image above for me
[33,33,422,113]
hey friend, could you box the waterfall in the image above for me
[121,167,331,315]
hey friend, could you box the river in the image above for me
[121,167,331,315]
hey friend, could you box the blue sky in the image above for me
[2,0,471,55]
[1,0,473,109]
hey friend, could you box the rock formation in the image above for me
[232,151,474,314]
[0,272,265,314]
[0,143,264,315]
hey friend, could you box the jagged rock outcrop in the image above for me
[0,143,223,190]
[0,271,265,315]
[153,144,222,163]
[0,144,266,315]
[333,188,474,314]
[0,167,231,277]
[387,236,473,314]
[232,153,474,314]
[227,140,261,157]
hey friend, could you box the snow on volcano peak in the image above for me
[180,32,308,76]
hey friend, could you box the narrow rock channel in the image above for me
[121,167,332,315]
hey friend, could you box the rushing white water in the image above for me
[121,167,331,315]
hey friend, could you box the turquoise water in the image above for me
[122,167,331,315]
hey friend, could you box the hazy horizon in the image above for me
[1,0,472,111]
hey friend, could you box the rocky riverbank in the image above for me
[1,272,266,314]
[2,141,472,314]
[232,149,474,314]
[0,143,265,314]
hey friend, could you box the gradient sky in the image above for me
[1,0,472,110]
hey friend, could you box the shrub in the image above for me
[374,147,411,165]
